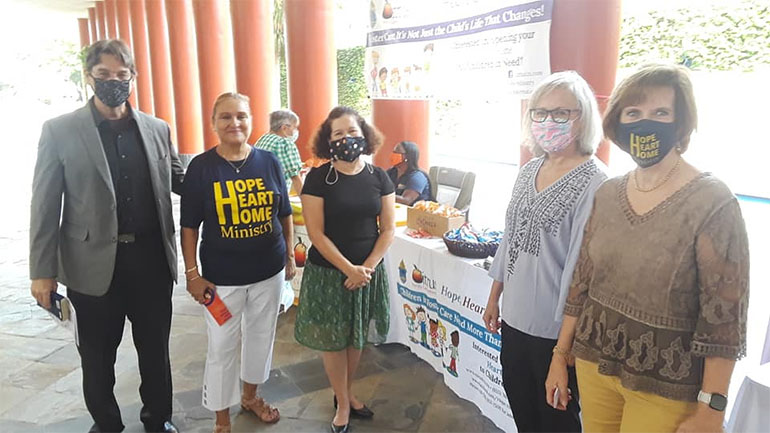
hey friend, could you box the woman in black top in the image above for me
[386,141,432,205]
[294,107,395,433]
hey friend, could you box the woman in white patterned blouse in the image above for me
[482,71,607,433]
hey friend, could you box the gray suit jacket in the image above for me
[29,103,184,296]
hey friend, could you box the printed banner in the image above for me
[385,235,516,432]
[366,0,552,99]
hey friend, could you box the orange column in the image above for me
[105,0,118,39]
[78,19,91,48]
[165,0,204,156]
[372,100,430,171]
[115,0,137,107]
[522,0,621,166]
[193,0,235,150]
[285,0,337,161]
[146,0,176,141]
[95,2,106,40]
[129,0,155,115]
[230,0,273,143]
[88,8,97,43]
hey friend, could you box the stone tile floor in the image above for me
[0,207,503,432]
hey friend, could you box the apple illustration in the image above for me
[382,0,393,19]
[294,237,307,267]
[412,265,424,283]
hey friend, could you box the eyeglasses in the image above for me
[90,71,133,81]
[529,108,580,124]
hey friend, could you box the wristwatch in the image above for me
[697,390,727,411]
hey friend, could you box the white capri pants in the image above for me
[202,269,284,411]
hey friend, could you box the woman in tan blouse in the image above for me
[545,64,749,433]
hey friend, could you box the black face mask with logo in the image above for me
[615,119,678,168]
[329,136,367,162]
[92,77,132,108]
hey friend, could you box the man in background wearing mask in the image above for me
[29,39,184,433]
[256,109,304,195]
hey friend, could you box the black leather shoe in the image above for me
[160,421,179,433]
[330,422,350,433]
[145,420,179,433]
[333,395,374,419]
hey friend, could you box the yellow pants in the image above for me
[575,359,698,433]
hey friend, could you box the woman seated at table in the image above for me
[545,64,750,433]
[482,70,607,432]
[386,141,432,205]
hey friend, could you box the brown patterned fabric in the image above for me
[564,173,749,401]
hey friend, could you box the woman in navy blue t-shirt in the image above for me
[180,93,294,432]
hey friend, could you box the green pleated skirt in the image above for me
[294,261,390,351]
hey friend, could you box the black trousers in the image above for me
[500,321,581,433]
[68,236,173,432]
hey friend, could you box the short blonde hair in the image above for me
[211,92,251,120]
[523,71,602,157]
[603,64,697,152]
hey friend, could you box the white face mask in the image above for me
[290,129,299,142]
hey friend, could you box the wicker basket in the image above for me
[442,232,499,259]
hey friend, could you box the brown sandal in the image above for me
[241,396,280,424]
[213,424,231,433]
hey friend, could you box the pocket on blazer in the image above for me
[60,221,88,241]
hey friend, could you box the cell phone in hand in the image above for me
[552,387,560,409]
[37,292,70,321]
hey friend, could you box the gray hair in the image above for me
[85,39,136,75]
[269,110,299,132]
[523,70,602,157]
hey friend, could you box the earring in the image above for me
[675,145,683,153]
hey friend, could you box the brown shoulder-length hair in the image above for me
[311,106,384,159]
[603,64,698,153]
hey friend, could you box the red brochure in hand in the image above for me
[203,288,232,326]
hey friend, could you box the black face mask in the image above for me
[329,136,367,162]
[615,119,678,168]
[92,77,132,107]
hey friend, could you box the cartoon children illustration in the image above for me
[416,306,429,348]
[423,43,434,73]
[390,67,401,94]
[403,65,412,94]
[370,50,380,95]
[378,67,388,97]
[447,330,459,377]
[403,304,418,343]
[437,321,447,361]
[429,317,440,356]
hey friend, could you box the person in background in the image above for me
[181,93,295,433]
[294,106,395,433]
[29,39,184,433]
[386,141,432,205]
[482,71,607,433]
[545,64,749,433]
[256,109,303,195]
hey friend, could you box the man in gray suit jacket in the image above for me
[29,40,184,433]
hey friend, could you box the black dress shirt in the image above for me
[90,99,161,236]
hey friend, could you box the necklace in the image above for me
[633,156,682,193]
[221,148,251,173]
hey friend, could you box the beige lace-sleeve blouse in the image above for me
[563,173,749,401]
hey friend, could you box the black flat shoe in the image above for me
[330,422,350,433]
[333,395,374,419]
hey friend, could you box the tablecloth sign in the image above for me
[385,234,516,432]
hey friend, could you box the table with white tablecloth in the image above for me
[726,363,770,433]
[383,232,517,432]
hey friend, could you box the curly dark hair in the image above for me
[311,106,384,159]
